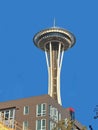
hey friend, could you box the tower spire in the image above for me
[53,18,56,27]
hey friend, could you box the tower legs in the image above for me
[45,42,64,105]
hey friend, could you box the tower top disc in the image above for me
[33,27,76,51]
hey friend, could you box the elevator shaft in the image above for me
[52,49,58,100]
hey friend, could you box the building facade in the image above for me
[0,95,84,130]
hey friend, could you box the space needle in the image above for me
[33,25,76,105]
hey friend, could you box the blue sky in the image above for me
[0,0,98,129]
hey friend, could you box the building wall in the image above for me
[0,95,83,130]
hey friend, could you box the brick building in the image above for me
[0,95,84,130]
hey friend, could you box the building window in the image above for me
[23,121,28,130]
[0,108,15,128]
[36,103,46,117]
[5,110,9,120]
[24,106,29,115]
[49,105,59,122]
[49,120,56,130]
[36,119,46,130]
[49,105,52,116]
[58,113,61,121]
[54,108,58,121]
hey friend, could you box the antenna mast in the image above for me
[53,18,56,27]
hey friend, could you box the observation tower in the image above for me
[33,26,76,105]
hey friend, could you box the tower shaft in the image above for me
[45,42,64,105]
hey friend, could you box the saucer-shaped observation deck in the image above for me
[33,27,76,51]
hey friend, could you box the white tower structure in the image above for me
[33,27,76,105]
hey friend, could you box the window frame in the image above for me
[36,119,46,130]
[49,105,61,122]
[36,103,46,117]
[49,120,56,130]
[58,113,61,121]
[23,121,28,130]
[23,106,29,115]
[0,108,15,128]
